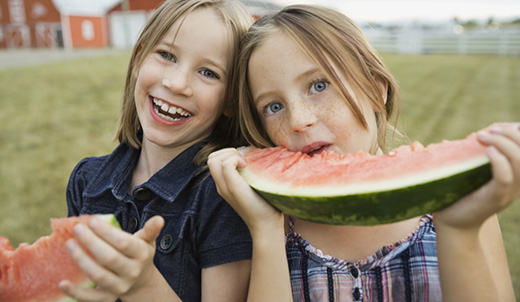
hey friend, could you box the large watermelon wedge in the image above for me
[238,132,491,225]
[0,214,121,302]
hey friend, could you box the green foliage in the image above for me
[0,52,518,295]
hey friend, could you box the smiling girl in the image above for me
[59,1,253,301]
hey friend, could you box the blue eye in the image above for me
[201,69,218,79]
[265,102,284,115]
[158,51,176,62]
[310,80,328,94]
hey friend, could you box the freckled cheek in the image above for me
[265,122,290,147]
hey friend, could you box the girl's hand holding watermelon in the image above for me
[435,122,520,228]
[209,148,285,235]
[59,215,174,301]
[208,148,293,301]
[433,122,520,300]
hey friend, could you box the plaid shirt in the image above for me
[286,215,442,302]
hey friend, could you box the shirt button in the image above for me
[353,287,361,300]
[350,266,359,278]
[160,234,173,250]
[128,216,138,233]
[134,187,151,201]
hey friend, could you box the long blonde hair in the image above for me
[237,4,401,152]
[115,0,253,164]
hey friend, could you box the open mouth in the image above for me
[302,144,330,156]
[152,97,192,122]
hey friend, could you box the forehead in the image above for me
[162,7,231,58]
[249,31,314,75]
[250,31,304,64]
[248,31,320,90]
[171,7,226,39]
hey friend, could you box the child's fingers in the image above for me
[87,216,157,261]
[220,155,252,200]
[87,216,134,248]
[208,149,245,200]
[133,215,164,246]
[479,126,520,187]
[73,222,148,282]
[59,279,116,302]
[83,217,136,261]
[209,148,246,168]
[208,153,229,196]
[488,144,520,209]
[65,238,128,294]
[486,146,515,202]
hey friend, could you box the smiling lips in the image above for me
[152,97,192,122]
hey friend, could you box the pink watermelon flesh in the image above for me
[239,131,491,225]
[241,132,488,194]
[0,214,118,302]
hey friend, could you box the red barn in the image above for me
[0,0,279,49]
[0,0,62,48]
[53,0,115,49]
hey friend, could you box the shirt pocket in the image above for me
[156,213,192,254]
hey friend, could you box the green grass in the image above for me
[0,52,518,295]
[0,53,128,246]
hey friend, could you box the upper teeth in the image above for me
[153,98,191,117]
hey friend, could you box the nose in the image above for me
[161,66,193,96]
[288,100,317,133]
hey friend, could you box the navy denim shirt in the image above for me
[66,142,252,301]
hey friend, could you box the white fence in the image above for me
[363,29,520,55]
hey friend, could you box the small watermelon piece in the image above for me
[0,214,121,302]
[238,132,491,225]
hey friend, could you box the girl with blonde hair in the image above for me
[209,4,518,301]
[61,0,254,301]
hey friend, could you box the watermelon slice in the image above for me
[238,132,491,225]
[0,214,121,302]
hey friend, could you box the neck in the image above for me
[290,216,422,262]
[131,140,189,189]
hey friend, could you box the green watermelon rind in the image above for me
[99,213,122,230]
[243,160,492,225]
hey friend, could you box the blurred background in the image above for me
[1,0,519,296]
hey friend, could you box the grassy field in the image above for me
[0,52,519,295]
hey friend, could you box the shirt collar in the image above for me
[84,142,208,202]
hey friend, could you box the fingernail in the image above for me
[489,127,502,134]
[487,146,499,156]
[478,131,490,141]
[89,217,99,229]
[73,224,84,235]
[66,239,77,251]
